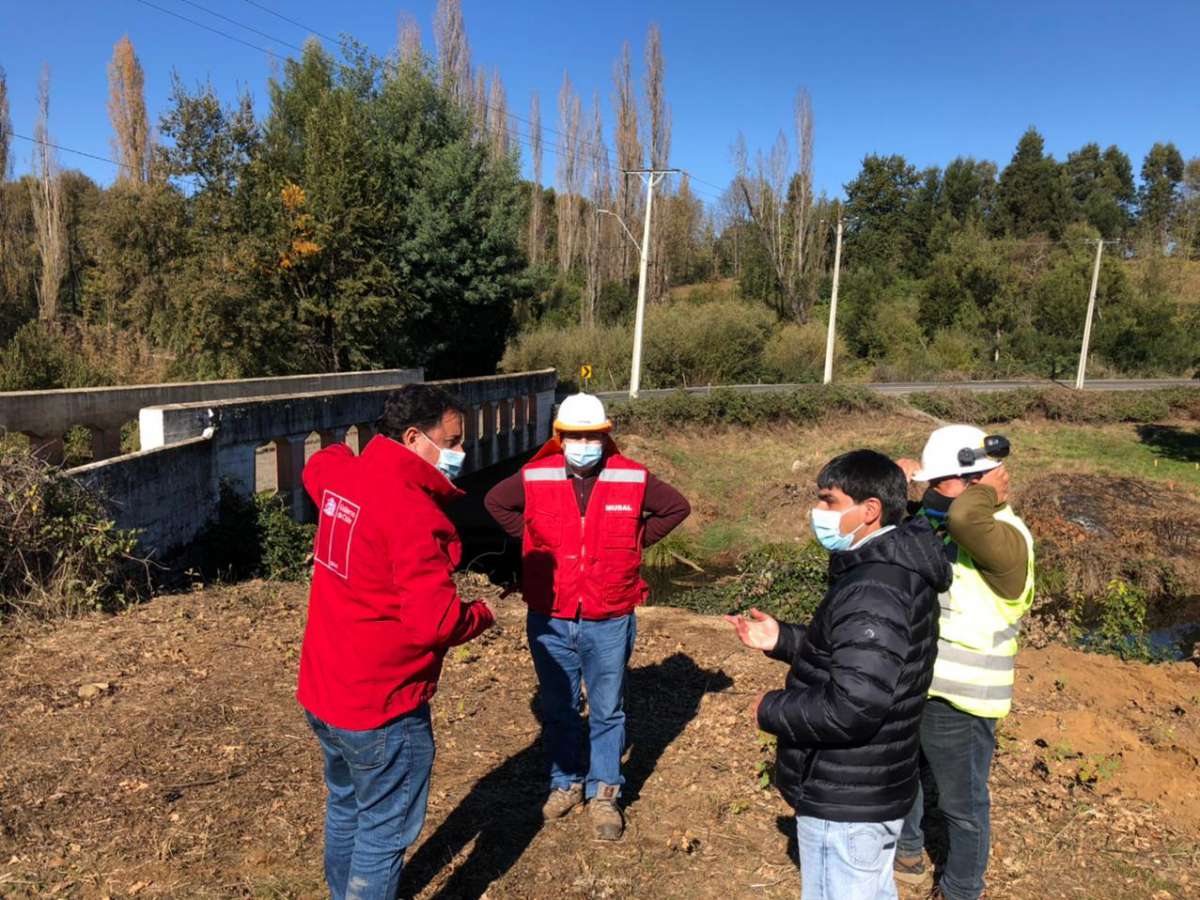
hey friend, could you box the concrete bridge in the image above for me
[0,369,557,561]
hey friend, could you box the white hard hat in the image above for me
[912,424,1001,482]
[553,393,612,433]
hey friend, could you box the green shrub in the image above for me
[651,541,829,624]
[197,483,315,582]
[906,387,1200,425]
[0,446,142,618]
[0,321,100,391]
[257,494,316,581]
[641,300,777,388]
[762,321,841,383]
[609,385,893,432]
[501,297,781,391]
[1070,578,1168,663]
[500,322,632,391]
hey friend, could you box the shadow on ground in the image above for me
[1138,424,1200,463]
[401,652,731,899]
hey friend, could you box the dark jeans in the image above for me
[898,698,997,900]
[306,706,435,900]
[526,610,637,798]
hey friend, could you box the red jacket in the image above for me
[297,436,493,730]
[521,451,650,620]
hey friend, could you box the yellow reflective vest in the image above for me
[927,506,1035,719]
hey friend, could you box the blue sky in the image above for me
[2,1,1197,206]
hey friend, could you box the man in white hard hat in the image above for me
[892,425,1035,900]
[484,393,690,840]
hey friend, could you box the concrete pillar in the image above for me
[355,423,377,453]
[275,435,312,522]
[513,396,528,453]
[215,442,257,498]
[319,427,348,448]
[479,403,496,467]
[535,391,556,445]
[527,392,540,447]
[464,405,481,473]
[497,399,513,460]
[89,426,124,461]
[24,432,65,466]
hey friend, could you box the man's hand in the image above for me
[978,464,1010,505]
[724,608,780,653]
[896,458,921,482]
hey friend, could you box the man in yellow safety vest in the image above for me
[893,425,1035,900]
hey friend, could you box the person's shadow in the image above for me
[401,652,732,899]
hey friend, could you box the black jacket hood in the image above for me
[829,516,952,593]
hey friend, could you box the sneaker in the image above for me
[541,783,583,821]
[589,783,624,841]
[894,854,930,886]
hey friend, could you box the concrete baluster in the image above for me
[526,392,540,447]
[479,402,496,467]
[513,396,528,453]
[497,399,513,461]
[463,404,481,473]
[319,427,348,448]
[275,434,312,522]
[354,423,377,453]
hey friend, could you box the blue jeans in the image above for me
[898,698,998,900]
[796,816,902,900]
[526,611,636,798]
[306,706,435,900]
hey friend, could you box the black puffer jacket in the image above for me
[757,517,951,822]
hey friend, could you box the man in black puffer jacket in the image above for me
[728,450,951,900]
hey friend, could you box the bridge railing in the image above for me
[0,367,423,464]
[67,370,557,560]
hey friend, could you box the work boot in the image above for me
[589,783,624,841]
[894,853,931,886]
[541,783,583,821]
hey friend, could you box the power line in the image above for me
[133,0,284,58]
[241,0,341,47]
[11,132,202,187]
[13,132,136,172]
[131,0,724,204]
[173,0,305,53]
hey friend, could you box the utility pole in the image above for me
[823,217,844,385]
[1074,238,1105,391]
[626,168,677,400]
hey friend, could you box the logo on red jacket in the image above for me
[315,490,361,579]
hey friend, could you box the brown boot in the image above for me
[589,783,624,841]
[541,783,583,821]
[894,853,931,886]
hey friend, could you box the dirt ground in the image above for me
[2,579,1199,899]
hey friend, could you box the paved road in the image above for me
[595,378,1197,402]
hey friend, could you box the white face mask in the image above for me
[419,431,466,481]
[810,505,865,552]
[563,439,604,470]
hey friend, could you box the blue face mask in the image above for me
[810,506,865,552]
[564,440,604,470]
[420,432,466,481]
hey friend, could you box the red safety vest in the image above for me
[521,452,649,620]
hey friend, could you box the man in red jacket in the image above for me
[484,393,690,840]
[299,384,494,900]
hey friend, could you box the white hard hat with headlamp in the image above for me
[553,393,612,434]
[912,425,1011,483]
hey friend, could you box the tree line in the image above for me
[1,0,1197,393]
